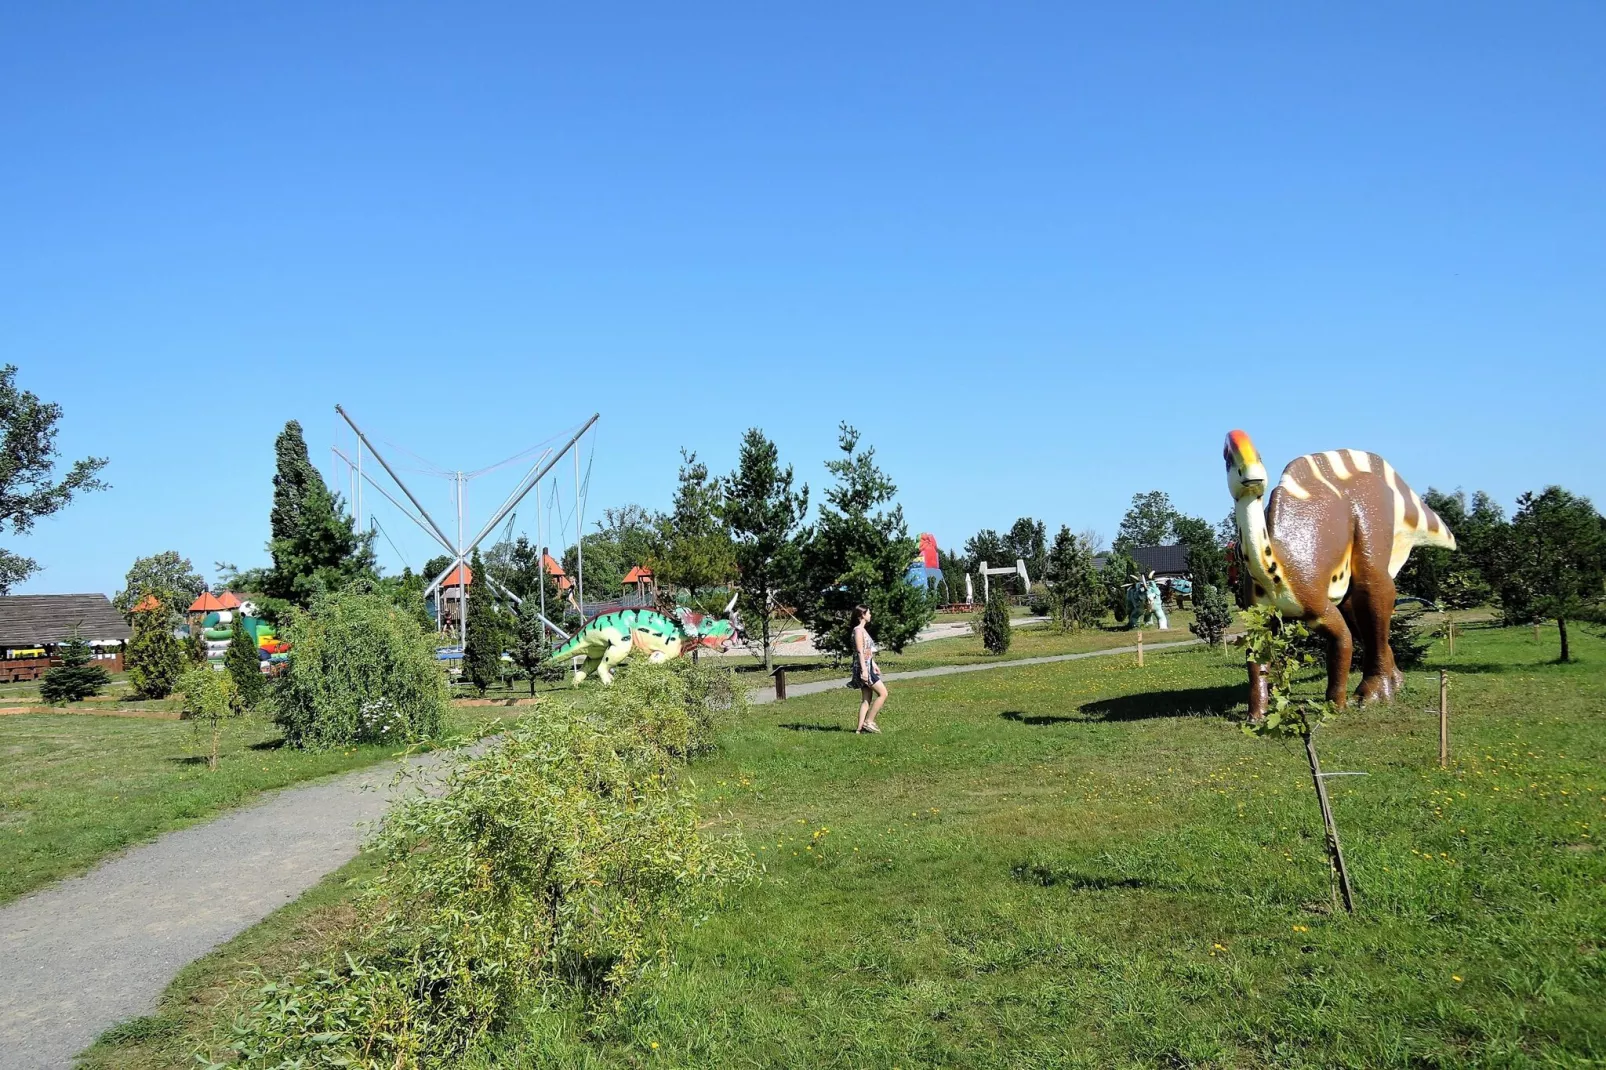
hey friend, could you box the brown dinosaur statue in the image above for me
[1223,430,1455,709]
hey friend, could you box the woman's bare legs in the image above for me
[857,686,874,731]
[864,680,887,731]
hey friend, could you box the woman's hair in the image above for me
[850,604,870,627]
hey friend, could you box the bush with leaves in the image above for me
[39,631,110,703]
[274,587,448,748]
[126,604,184,699]
[581,659,747,760]
[217,706,754,1069]
[179,666,243,770]
[1188,584,1234,648]
[980,587,1011,654]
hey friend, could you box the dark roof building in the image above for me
[0,594,131,648]
[1094,545,1192,578]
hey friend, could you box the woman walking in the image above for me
[849,605,887,733]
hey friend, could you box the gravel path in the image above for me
[0,632,1204,1068]
[0,751,450,1070]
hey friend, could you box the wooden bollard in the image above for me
[1439,669,1449,769]
[773,666,787,701]
[1137,631,1144,667]
[1534,622,1541,642]
[1447,616,1456,657]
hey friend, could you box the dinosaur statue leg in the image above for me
[595,636,633,685]
[1348,572,1402,705]
[574,656,600,686]
[1310,601,1355,708]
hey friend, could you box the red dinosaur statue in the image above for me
[1223,430,1455,709]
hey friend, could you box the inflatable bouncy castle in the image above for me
[905,533,944,592]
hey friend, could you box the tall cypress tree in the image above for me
[461,550,502,695]
[264,419,376,606]
[127,602,184,699]
[225,615,267,708]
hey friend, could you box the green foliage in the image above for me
[1101,547,1139,616]
[374,568,432,633]
[796,424,932,656]
[1239,606,1337,738]
[1390,612,1434,670]
[218,704,754,1068]
[1114,490,1180,551]
[1043,525,1103,631]
[39,630,111,703]
[0,365,109,593]
[112,551,206,625]
[224,616,267,709]
[1394,489,1494,608]
[582,659,747,760]
[560,505,660,606]
[510,600,550,695]
[185,626,209,667]
[179,665,244,770]
[980,587,1012,654]
[461,550,504,695]
[654,450,736,600]
[721,428,808,669]
[275,588,448,748]
[1005,516,1047,586]
[1188,583,1234,647]
[126,605,184,699]
[962,528,1006,571]
[263,420,377,607]
[1173,514,1227,593]
[1498,486,1605,661]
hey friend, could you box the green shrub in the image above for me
[219,710,754,1069]
[224,616,267,709]
[980,588,1011,654]
[126,607,184,699]
[178,666,243,770]
[581,659,747,760]
[1188,584,1234,647]
[274,589,448,748]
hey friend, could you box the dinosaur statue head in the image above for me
[1223,429,1268,502]
[673,594,745,652]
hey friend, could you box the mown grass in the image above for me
[86,621,1605,1068]
[0,704,528,905]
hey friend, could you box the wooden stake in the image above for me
[1305,730,1356,913]
[773,666,787,702]
[1438,670,1449,769]
[1447,616,1456,657]
[1137,631,1144,667]
[1534,622,1541,642]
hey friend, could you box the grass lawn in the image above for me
[0,704,531,905]
[85,620,1604,1068]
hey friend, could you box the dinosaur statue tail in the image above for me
[1386,463,1456,576]
[547,630,586,663]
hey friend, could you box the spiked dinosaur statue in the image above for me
[1223,430,1455,711]
[547,595,743,685]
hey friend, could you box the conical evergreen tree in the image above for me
[186,625,209,666]
[40,629,111,703]
[461,550,502,695]
[126,602,184,699]
[225,615,267,708]
[270,420,319,544]
[511,600,548,695]
[264,419,377,606]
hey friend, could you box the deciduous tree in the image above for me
[1114,490,1180,550]
[0,365,108,591]
[113,551,206,625]
[1500,487,1605,662]
[654,451,736,604]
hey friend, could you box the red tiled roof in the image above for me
[621,566,654,585]
[215,591,242,609]
[188,592,226,612]
[441,564,473,588]
[132,594,163,612]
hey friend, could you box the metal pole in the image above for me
[335,405,457,553]
[537,483,547,647]
[457,472,466,647]
[356,439,363,533]
[332,448,450,556]
[575,441,585,620]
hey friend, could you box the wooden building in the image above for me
[0,594,132,680]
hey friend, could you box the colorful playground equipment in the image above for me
[187,591,289,672]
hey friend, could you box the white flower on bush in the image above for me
[358,696,405,742]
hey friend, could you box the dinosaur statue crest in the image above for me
[1124,572,1168,631]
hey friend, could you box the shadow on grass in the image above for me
[777,722,846,733]
[166,755,210,766]
[1000,710,1078,727]
[249,738,288,751]
[1010,863,1155,891]
[1078,684,1242,722]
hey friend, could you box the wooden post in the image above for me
[1446,616,1455,657]
[1137,631,1144,667]
[773,666,787,702]
[1439,670,1449,769]
[1534,622,1541,642]
[1305,730,1356,913]
[1247,662,1270,724]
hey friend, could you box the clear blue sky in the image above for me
[4,2,1602,595]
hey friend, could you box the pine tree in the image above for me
[511,601,549,695]
[654,450,736,604]
[186,625,209,666]
[40,629,111,703]
[1102,547,1140,619]
[1043,526,1103,630]
[126,602,184,699]
[795,424,932,657]
[264,419,377,606]
[461,550,502,695]
[225,615,267,708]
[722,428,809,670]
[1188,584,1234,647]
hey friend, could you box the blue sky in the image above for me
[4,2,1602,595]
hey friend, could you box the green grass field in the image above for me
[82,620,1604,1068]
[0,705,528,905]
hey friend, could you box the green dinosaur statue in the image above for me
[546,595,744,685]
